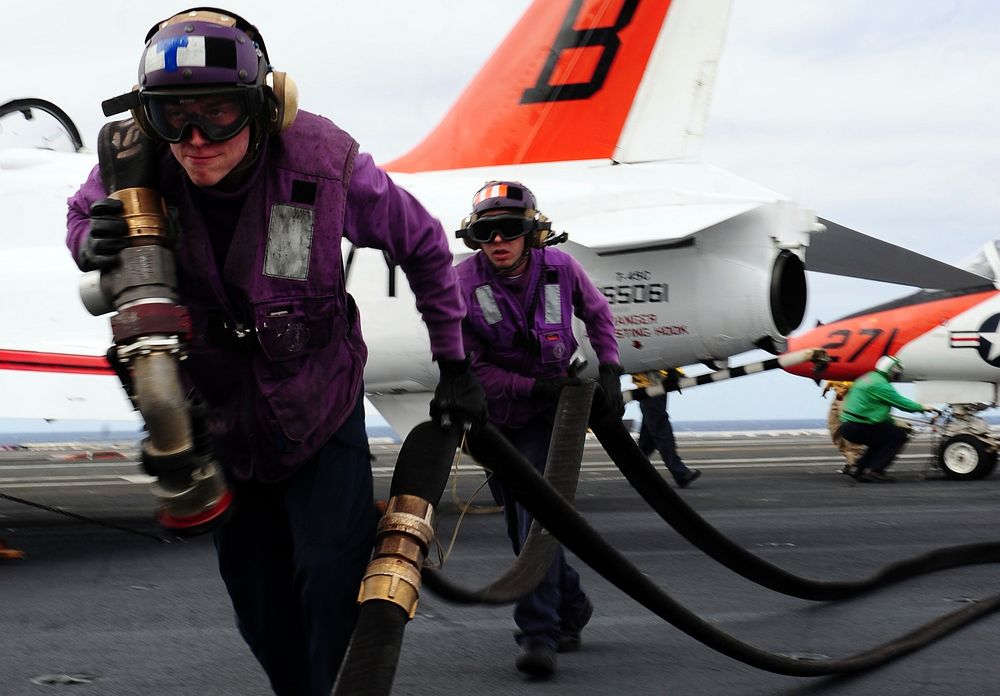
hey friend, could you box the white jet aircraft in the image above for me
[4,0,948,437]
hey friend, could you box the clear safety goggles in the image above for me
[140,88,261,143]
[466,215,535,244]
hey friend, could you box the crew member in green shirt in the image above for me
[840,355,938,482]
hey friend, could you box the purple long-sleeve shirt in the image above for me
[66,112,464,477]
[67,148,465,362]
[457,246,618,426]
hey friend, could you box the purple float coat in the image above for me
[456,246,618,427]
[67,111,465,481]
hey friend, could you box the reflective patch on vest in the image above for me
[264,204,314,280]
[475,285,502,325]
[544,284,562,324]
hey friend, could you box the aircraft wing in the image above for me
[806,218,991,290]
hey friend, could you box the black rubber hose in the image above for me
[422,382,594,604]
[332,601,405,696]
[466,422,1000,676]
[332,421,462,696]
[387,421,464,503]
[588,406,1000,601]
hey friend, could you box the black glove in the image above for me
[598,362,625,418]
[78,198,129,271]
[430,358,487,429]
[531,376,583,404]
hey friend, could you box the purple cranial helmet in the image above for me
[102,8,298,143]
[134,11,268,143]
[470,180,538,216]
[139,11,266,90]
[457,180,560,251]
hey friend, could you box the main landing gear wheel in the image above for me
[937,434,998,481]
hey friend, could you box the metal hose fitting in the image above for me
[358,494,435,618]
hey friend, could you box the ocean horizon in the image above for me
[5,415,997,447]
[0,419,838,447]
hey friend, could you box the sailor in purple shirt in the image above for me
[455,180,624,678]
[66,9,484,696]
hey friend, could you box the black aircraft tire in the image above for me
[938,434,998,481]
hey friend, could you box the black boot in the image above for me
[675,468,702,488]
[516,640,557,677]
[557,598,594,653]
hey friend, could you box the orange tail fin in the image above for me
[386,0,727,173]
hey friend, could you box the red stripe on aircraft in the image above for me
[950,334,980,347]
[0,349,113,375]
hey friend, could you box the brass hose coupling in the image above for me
[358,494,435,619]
[109,187,170,240]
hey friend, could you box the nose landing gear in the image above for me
[933,405,999,480]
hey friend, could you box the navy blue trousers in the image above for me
[839,420,909,473]
[487,418,589,648]
[637,393,691,480]
[214,397,377,696]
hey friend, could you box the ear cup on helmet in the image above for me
[266,72,299,134]
[531,214,552,248]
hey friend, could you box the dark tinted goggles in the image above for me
[140,89,258,143]
[467,216,534,244]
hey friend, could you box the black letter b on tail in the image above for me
[521,0,639,104]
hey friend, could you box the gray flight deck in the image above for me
[1,430,997,695]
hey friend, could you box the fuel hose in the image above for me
[334,384,593,694]
[588,404,1000,601]
[332,421,462,696]
[466,420,1000,676]
[422,382,594,604]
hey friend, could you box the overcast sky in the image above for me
[3,1,1000,426]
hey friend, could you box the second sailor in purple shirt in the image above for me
[454,180,624,678]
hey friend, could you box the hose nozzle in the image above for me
[93,117,234,537]
[150,456,234,535]
[132,354,233,536]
